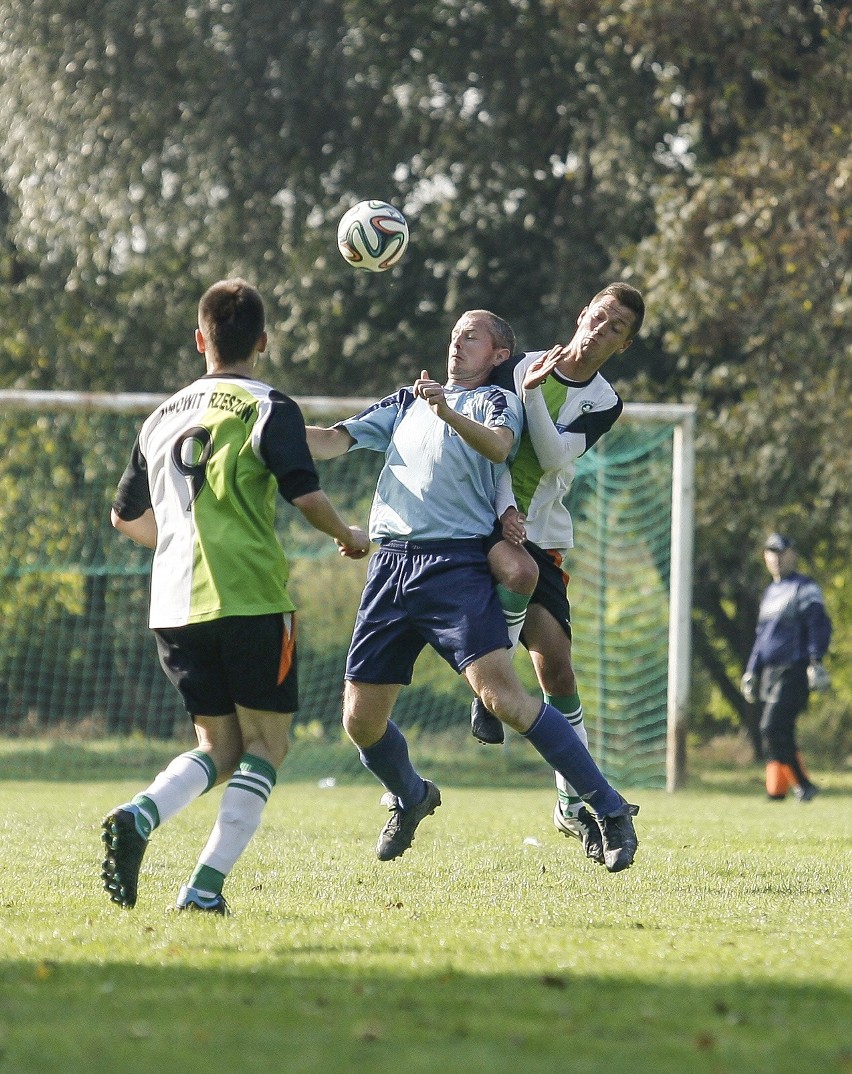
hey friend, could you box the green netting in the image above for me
[0,395,675,787]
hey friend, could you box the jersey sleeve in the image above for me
[112,436,152,521]
[257,395,321,503]
[797,580,833,661]
[494,467,517,516]
[522,381,622,471]
[483,386,524,432]
[336,388,410,451]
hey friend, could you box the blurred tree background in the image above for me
[0,0,848,760]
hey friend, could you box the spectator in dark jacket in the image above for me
[741,533,832,801]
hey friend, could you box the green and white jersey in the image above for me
[114,374,320,628]
[493,352,623,553]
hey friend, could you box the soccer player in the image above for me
[470,283,645,865]
[102,278,369,914]
[740,532,832,801]
[306,309,639,873]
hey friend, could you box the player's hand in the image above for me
[500,507,527,546]
[414,369,449,416]
[523,346,565,391]
[807,662,831,692]
[336,526,370,559]
[740,672,758,704]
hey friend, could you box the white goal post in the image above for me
[622,403,696,792]
[0,390,695,790]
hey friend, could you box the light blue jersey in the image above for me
[338,384,523,542]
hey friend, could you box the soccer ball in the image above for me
[337,200,409,272]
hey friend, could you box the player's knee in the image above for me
[489,542,538,597]
[341,704,377,748]
[479,682,532,731]
[541,665,577,697]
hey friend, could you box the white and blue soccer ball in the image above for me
[336,200,409,272]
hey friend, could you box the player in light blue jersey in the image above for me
[307,310,639,872]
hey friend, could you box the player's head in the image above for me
[462,310,517,356]
[569,282,644,375]
[447,310,515,387]
[197,278,266,366]
[588,282,645,341]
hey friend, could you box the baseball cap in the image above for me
[764,533,793,552]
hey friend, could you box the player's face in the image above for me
[576,297,635,364]
[447,314,506,387]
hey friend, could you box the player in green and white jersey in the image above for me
[101,278,369,914]
[474,283,645,864]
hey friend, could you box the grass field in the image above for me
[0,767,849,1074]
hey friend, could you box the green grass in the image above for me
[0,772,850,1074]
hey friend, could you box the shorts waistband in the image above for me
[377,538,486,554]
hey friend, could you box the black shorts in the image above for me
[154,612,298,717]
[523,541,572,641]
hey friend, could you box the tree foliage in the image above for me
[0,0,848,747]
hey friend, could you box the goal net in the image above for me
[0,391,693,789]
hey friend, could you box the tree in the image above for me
[0,0,847,750]
[618,0,851,747]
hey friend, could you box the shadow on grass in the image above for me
[2,958,849,1074]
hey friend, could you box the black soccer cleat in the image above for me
[101,808,149,909]
[470,697,505,745]
[376,780,442,861]
[597,803,640,873]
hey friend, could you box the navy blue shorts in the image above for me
[345,539,510,684]
[154,612,298,716]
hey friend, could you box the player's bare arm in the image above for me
[111,507,157,550]
[304,424,356,460]
[291,490,370,559]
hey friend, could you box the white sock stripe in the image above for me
[136,804,157,829]
[567,708,584,723]
[187,752,215,782]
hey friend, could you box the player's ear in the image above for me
[256,331,268,355]
[195,328,206,353]
[492,348,511,366]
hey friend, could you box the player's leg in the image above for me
[343,543,441,860]
[343,679,441,861]
[177,706,292,914]
[101,622,237,909]
[488,538,539,650]
[176,612,302,912]
[759,666,817,802]
[470,537,539,744]
[463,648,639,872]
[522,603,601,861]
